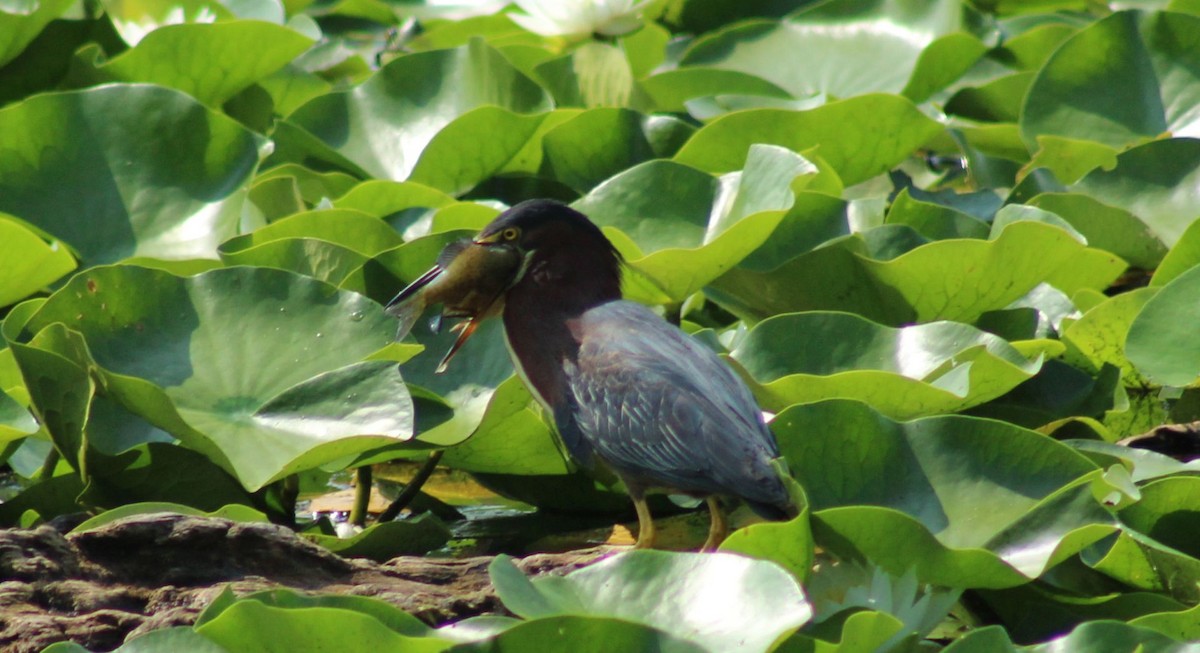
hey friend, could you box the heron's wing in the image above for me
[565,301,781,501]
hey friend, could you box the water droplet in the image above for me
[349,310,365,322]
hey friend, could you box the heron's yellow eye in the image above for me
[502,227,520,241]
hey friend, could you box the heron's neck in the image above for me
[501,245,619,410]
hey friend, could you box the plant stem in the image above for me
[376,450,443,524]
[350,465,373,527]
[280,474,300,527]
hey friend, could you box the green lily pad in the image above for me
[681,0,973,98]
[1072,138,1200,249]
[12,265,416,490]
[196,595,448,652]
[288,38,550,181]
[674,94,944,186]
[945,72,1035,124]
[77,433,267,512]
[0,388,37,443]
[885,189,990,241]
[573,153,812,301]
[70,501,268,532]
[1024,135,1120,185]
[639,68,791,113]
[0,0,73,67]
[1062,288,1158,383]
[729,311,1048,417]
[218,208,404,286]
[1026,193,1168,269]
[1126,264,1200,387]
[719,474,813,583]
[711,220,1125,325]
[65,21,314,106]
[1021,11,1200,150]
[541,108,694,193]
[196,587,433,634]
[774,400,1117,587]
[1150,218,1200,286]
[490,551,812,653]
[0,84,264,267]
[534,41,643,109]
[43,627,231,653]
[438,376,566,475]
[943,621,1199,653]
[453,616,706,653]
[1085,526,1200,604]
[303,513,451,560]
[1130,601,1200,642]
[407,107,562,196]
[0,214,75,307]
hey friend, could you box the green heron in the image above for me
[388,199,796,549]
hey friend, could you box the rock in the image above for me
[0,513,613,652]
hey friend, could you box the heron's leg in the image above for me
[701,496,728,552]
[631,491,657,549]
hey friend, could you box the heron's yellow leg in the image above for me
[633,496,657,549]
[701,497,728,552]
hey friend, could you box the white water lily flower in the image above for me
[510,0,652,38]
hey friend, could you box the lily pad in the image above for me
[674,93,944,186]
[303,513,451,560]
[1021,11,1200,150]
[0,84,264,266]
[710,220,1125,325]
[490,551,812,653]
[288,39,550,181]
[1072,138,1200,249]
[729,311,1048,418]
[1126,263,1200,387]
[65,21,314,106]
[681,0,974,99]
[0,0,73,67]
[774,400,1118,587]
[11,265,417,490]
[0,214,75,307]
[573,152,814,301]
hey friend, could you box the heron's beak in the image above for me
[385,265,442,316]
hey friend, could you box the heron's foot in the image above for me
[701,496,728,552]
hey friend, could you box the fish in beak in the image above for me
[385,238,522,373]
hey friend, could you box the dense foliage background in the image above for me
[5,0,1200,650]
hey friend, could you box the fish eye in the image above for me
[502,227,520,241]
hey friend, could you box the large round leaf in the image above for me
[65,21,314,106]
[0,214,75,307]
[573,150,827,301]
[490,551,812,653]
[729,311,1048,417]
[0,0,73,67]
[0,84,264,266]
[775,400,1117,587]
[12,265,415,490]
[1021,11,1200,150]
[674,93,944,185]
[681,0,977,99]
[1071,138,1200,249]
[711,221,1125,326]
[288,39,550,181]
[1126,263,1200,386]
